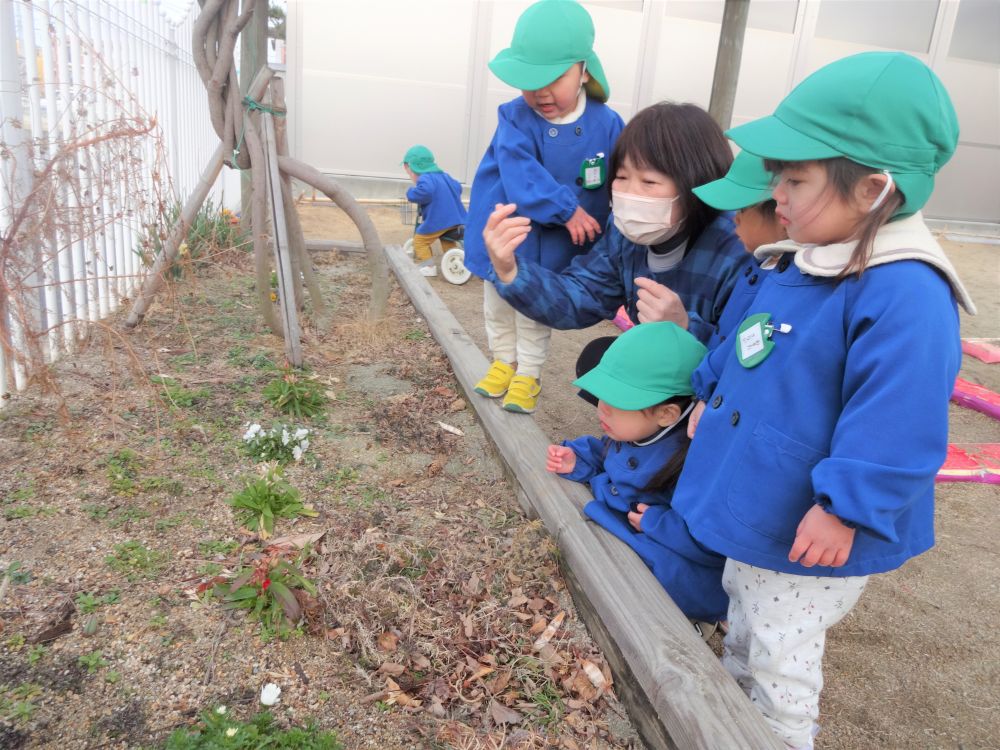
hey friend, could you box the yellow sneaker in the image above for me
[502,375,541,414]
[474,360,516,398]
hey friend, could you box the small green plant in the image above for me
[75,590,120,614]
[108,507,152,528]
[241,423,311,464]
[198,539,239,556]
[165,706,341,749]
[78,650,108,674]
[228,468,317,538]
[143,476,186,497]
[106,449,141,495]
[263,370,326,419]
[403,328,428,341]
[26,645,46,665]
[105,541,167,581]
[83,503,112,520]
[213,552,318,640]
[5,634,26,650]
[105,670,121,684]
[137,199,248,278]
[198,562,224,576]
[1,562,32,584]
[150,375,211,409]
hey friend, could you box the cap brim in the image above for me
[693,178,773,211]
[726,115,843,162]
[489,53,570,91]
[572,368,667,411]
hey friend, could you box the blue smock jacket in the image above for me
[406,172,467,235]
[705,254,772,350]
[563,429,728,622]
[673,255,961,577]
[464,97,624,278]
[492,216,747,344]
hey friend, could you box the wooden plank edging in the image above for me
[384,244,783,750]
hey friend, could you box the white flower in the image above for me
[299,438,309,452]
[215,705,227,715]
[225,727,238,737]
[292,445,303,462]
[281,428,290,446]
[260,682,281,706]
[243,423,261,442]
[293,428,309,441]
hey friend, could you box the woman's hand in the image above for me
[484,203,531,283]
[546,444,576,474]
[687,400,706,439]
[627,502,649,532]
[788,504,856,568]
[565,206,601,246]
[634,277,689,328]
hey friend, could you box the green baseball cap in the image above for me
[692,151,773,210]
[489,0,610,102]
[401,145,441,174]
[726,51,959,217]
[573,322,706,410]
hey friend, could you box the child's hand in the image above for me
[635,277,690,328]
[788,504,856,568]
[484,203,531,283]
[565,206,602,246]
[627,502,649,532]
[687,400,706,439]
[546,444,576,474]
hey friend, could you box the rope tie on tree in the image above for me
[234,95,286,165]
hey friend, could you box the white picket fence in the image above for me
[0,0,218,399]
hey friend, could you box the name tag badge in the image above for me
[736,313,791,368]
[580,153,606,189]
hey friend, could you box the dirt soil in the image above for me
[297,201,1000,750]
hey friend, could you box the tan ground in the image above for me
[297,199,1000,750]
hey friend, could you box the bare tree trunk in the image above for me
[277,156,389,321]
[123,68,273,328]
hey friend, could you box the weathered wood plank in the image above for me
[384,244,783,750]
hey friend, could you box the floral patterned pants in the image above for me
[722,560,869,749]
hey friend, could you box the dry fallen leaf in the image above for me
[378,661,406,677]
[580,658,607,691]
[435,420,464,436]
[532,611,565,651]
[377,631,399,652]
[489,699,524,725]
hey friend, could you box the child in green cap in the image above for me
[401,145,467,278]
[671,52,976,750]
[547,321,728,631]
[692,151,787,349]
[464,0,625,414]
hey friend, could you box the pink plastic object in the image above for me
[951,377,1000,421]
[961,339,1000,364]
[936,444,1000,485]
[612,305,634,332]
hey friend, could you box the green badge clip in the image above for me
[735,313,792,368]
[580,153,606,190]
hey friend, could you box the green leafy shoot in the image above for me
[227,467,317,538]
[165,706,341,749]
[263,370,326,419]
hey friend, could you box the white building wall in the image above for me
[287,0,1000,224]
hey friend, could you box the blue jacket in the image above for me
[406,172,466,235]
[464,97,625,278]
[563,430,728,622]
[673,255,962,577]
[492,215,747,344]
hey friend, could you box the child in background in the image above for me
[692,151,787,348]
[547,322,728,630]
[464,0,624,414]
[671,52,976,750]
[402,145,467,278]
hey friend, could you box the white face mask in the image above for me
[612,191,683,245]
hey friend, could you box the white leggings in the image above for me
[722,560,868,749]
[482,281,552,379]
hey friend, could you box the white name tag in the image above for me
[739,322,765,360]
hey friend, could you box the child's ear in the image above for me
[857,172,894,209]
[654,403,682,427]
[580,62,590,84]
